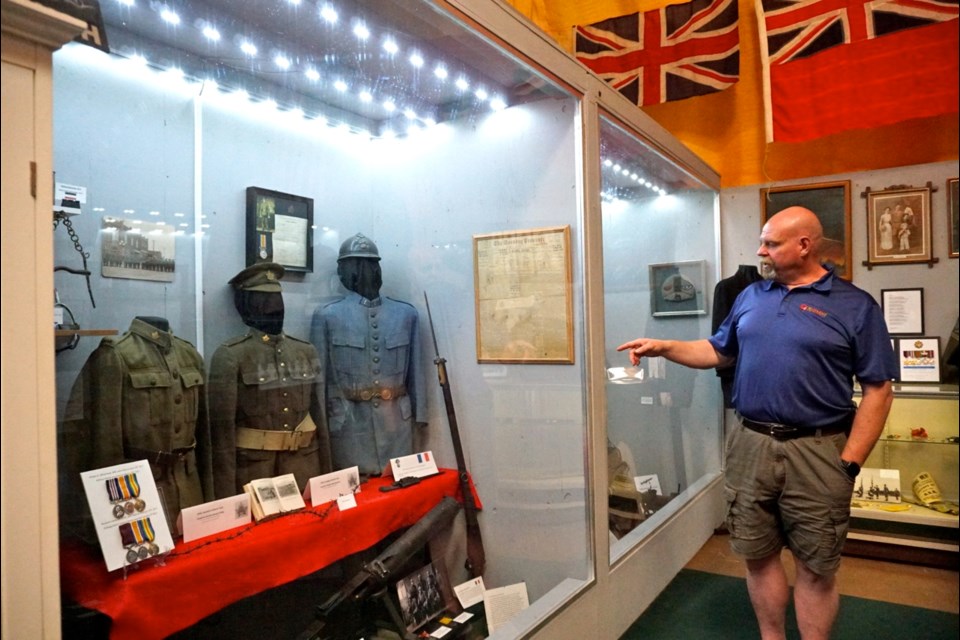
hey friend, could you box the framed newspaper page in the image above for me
[473,226,574,364]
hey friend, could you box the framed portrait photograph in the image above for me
[760,180,851,280]
[948,177,958,259]
[896,336,940,383]
[648,260,707,317]
[865,184,933,266]
[473,226,574,364]
[245,187,313,272]
[881,288,924,336]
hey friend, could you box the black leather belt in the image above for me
[738,414,852,440]
[127,444,195,466]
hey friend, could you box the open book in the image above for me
[243,473,306,521]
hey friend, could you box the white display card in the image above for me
[80,459,175,572]
[390,451,440,481]
[303,466,361,507]
[180,493,252,543]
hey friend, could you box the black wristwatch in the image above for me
[840,459,861,479]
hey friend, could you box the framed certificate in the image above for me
[896,337,940,383]
[881,288,924,336]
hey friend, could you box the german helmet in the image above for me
[338,233,380,261]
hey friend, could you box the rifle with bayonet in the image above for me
[298,496,462,640]
[423,292,486,578]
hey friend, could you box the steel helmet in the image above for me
[337,233,380,261]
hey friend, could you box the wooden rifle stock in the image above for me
[424,293,486,578]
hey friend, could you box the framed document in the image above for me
[896,337,940,383]
[246,187,313,272]
[473,226,574,364]
[881,288,924,336]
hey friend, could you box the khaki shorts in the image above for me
[723,421,854,576]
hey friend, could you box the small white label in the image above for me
[336,493,357,511]
[640,396,654,405]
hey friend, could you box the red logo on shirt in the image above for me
[799,303,828,318]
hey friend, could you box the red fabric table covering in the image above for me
[60,470,475,640]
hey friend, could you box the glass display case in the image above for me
[26,1,723,638]
[849,384,959,566]
[598,115,723,562]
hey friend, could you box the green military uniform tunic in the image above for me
[61,318,214,535]
[208,329,332,497]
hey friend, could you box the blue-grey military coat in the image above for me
[310,292,427,475]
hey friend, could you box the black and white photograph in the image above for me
[101,217,176,282]
[395,561,450,633]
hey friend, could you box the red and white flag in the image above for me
[575,0,740,106]
[757,0,959,142]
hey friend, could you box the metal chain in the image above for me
[54,211,96,307]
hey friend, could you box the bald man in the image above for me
[618,207,896,640]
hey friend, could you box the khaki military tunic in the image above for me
[61,318,213,535]
[208,330,331,497]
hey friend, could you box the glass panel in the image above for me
[599,114,723,563]
[53,1,588,637]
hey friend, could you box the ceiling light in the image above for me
[305,68,320,81]
[404,108,417,120]
[409,53,424,68]
[433,65,448,80]
[383,99,396,112]
[160,9,180,25]
[353,23,370,40]
[383,39,398,55]
[274,55,291,70]
[319,4,338,24]
[490,97,506,110]
[359,90,372,103]
[475,87,488,101]
[334,79,348,92]
[455,77,469,91]
[240,41,257,56]
[202,26,221,42]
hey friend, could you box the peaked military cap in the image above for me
[338,233,380,261]
[229,262,285,292]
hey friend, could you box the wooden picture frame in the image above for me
[473,226,574,364]
[948,178,958,259]
[881,288,924,336]
[864,184,934,267]
[760,180,852,280]
[245,187,313,272]
[648,260,708,317]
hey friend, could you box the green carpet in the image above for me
[620,569,959,640]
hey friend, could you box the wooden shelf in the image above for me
[55,329,118,337]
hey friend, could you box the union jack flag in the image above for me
[574,0,740,106]
[762,0,960,65]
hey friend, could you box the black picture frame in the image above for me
[881,288,924,336]
[895,336,941,384]
[245,187,313,272]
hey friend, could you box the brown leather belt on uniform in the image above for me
[127,442,196,466]
[343,386,407,402]
[236,414,317,452]
[737,413,853,441]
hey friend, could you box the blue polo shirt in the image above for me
[708,269,896,428]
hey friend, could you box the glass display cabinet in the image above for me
[849,383,959,566]
[3,0,721,638]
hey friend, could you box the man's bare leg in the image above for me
[745,552,789,640]
[793,559,838,640]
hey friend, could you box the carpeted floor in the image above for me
[620,569,960,640]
